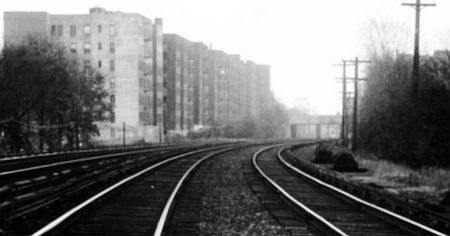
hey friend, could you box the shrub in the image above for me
[441,190,450,206]
[333,150,358,172]
[312,144,333,163]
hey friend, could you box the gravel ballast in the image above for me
[197,148,290,235]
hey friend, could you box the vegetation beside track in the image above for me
[291,145,450,210]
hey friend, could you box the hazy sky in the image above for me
[1,0,449,114]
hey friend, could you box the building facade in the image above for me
[4,7,276,141]
[163,34,193,134]
[4,7,164,143]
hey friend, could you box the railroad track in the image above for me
[0,144,194,172]
[28,145,237,236]
[284,145,450,234]
[250,144,447,236]
[0,145,204,235]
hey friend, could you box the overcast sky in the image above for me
[1,0,449,114]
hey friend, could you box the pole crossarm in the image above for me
[336,77,368,81]
[401,3,436,7]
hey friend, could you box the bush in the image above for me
[312,144,333,163]
[333,150,358,172]
[441,190,450,206]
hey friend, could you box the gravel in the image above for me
[198,148,290,236]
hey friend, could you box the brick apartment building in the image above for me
[4,7,164,143]
[163,34,194,134]
[4,7,274,141]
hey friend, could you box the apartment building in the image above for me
[228,55,244,122]
[256,64,271,115]
[191,42,210,126]
[163,34,193,134]
[4,7,164,143]
[4,7,275,141]
[245,60,258,118]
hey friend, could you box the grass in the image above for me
[354,151,450,196]
[354,151,450,187]
[292,145,450,203]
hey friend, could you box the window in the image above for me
[110,60,115,71]
[109,24,115,36]
[84,43,91,54]
[70,43,77,53]
[57,25,63,36]
[144,40,151,57]
[98,60,102,68]
[84,25,91,36]
[83,60,90,69]
[110,77,116,90]
[98,25,102,33]
[98,42,102,50]
[109,42,115,53]
[70,25,76,37]
[110,95,115,106]
[51,25,56,35]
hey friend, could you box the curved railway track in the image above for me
[0,144,195,172]
[0,145,207,235]
[251,144,447,236]
[29,146,236,236]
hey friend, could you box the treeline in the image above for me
[187,102,289,139]
[359,52,450,167]
[0,37,109,154]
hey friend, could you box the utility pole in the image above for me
[122,122,126,147]
[352,57,371,151]
[341,61,347,142]
[353,58,360,151]
[402,0,435,105]
[345,91,353,144]
[335,61,351,145]
[402,0,435,158]
[338,58,370,151]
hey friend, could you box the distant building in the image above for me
[210,50,229,124]
[434,50,450,60]
[4,7,164,143]
[228,55,244,122]
[245,61,258,118]
[289,112,341,139]
[191,42,210,126]
[163,34,193,134]
[4,7,277,142]
[256,64,271,115]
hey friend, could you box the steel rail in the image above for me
[153,147,235,236]
[278,147,447,236]
[0,145,187,177]
[31,145,225,236]
[0,144,170,162]
[252,145,348,236]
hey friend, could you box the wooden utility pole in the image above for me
[353,58,360,151]
[335,61,351,145]
[402,0,435,158]
[338,58,370,150]
[341,61,347,142]
[402,0,435,105]
[122,122,126,147]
